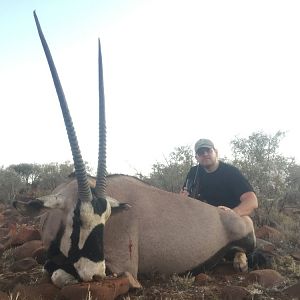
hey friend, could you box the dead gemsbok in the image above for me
[14,12,256,288]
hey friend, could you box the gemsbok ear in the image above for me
[107,196,131,215]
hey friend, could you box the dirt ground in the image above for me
[0,205,299,299]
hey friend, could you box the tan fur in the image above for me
[103,175,255,277]
[22,174,255,280]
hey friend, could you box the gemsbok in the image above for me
[14,11,256,288]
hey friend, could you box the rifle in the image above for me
[185,164,200,199]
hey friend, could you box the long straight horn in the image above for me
[33,11,92,202]
[95,39,106,199]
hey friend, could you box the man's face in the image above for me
[195,147,218,169]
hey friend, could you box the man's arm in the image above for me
[232,191,258,216]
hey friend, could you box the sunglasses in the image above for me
[196,147,213,156]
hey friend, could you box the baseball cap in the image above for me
[194,138,215,152]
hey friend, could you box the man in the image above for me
[181,138,258,217]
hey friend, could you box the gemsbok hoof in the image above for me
[233,251,248,272]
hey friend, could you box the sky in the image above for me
[1,0,300,176]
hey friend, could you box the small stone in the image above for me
[61,276,131,300]
[255,226,283,241]
[4,226,41,249]
[256,238,276,253]
[221,285,251,300]
[284,281,300,298]
[247,269,285,288]
[194,273,211,286]
[10,257,38,272]
[0,291,9,300]
[12,283,60,300]
[291,251,300,261]
[32,246,48,264]
[12,240,43,261]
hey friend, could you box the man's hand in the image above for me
[218,206,233,212]
[179,188,189,197]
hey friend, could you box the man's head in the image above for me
[194,138,219,171]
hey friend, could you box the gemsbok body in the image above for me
[14,12,256,288]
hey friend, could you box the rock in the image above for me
[0,243,4,256]
[284,281,300,299]
[0,291,9,300]
[0,227,9,239]
[2,208,19,217]
[4,226,41,249]
[9,257,38,272]
[11,240,43,261]
[210,262,237,276]
[247,269,285,288]
[255,225,283,241]
[0,227,9,238]
[0,213,5,226]
[256,238,276,253]
[0,274,31,293]
[12,283,61,300]
[0,227,11,244]
[0,278,15,293]
[194,273,211,286]
[283,207,300,215]
[291,251,300,261]
[12,275,132,300]
[220,285,251,300]
[32,246,48,264]
[61,275,131,300]
[119,271,142,289]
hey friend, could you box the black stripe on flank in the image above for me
[182,232,256,276]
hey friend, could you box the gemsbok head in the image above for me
[13,11,127,287]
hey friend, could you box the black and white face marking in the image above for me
[14,183,126,286]
[54,195,111,283]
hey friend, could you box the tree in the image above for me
[145,146,194,192]
[230,131,296,207]
[9,163,41,185]
[0,166,25,202]
[280,163,300,208]
[37,161,74,193]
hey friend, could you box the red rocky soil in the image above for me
[0,204,299,300]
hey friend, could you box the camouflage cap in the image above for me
[194,139,215,152]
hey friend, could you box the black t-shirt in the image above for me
[183,161,254,208]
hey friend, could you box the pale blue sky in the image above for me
[1,1,300,175]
